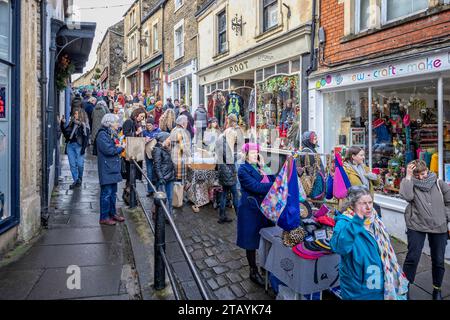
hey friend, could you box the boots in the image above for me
[432,287,443,300]
[218,208,233,224]
[249,267,265,287]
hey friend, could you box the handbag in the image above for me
[300,154,314,196]
[333,153,351,199]
[309,154,326,200]
[120,158,127,180]
[173,182,184,208]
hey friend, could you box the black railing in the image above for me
[131,159,210,300]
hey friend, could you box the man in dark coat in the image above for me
[180,105,195,140]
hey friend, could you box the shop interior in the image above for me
[323,79,450,196]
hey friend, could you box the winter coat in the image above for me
[399,178,450,234]
[237,162,275,250]
[154,108,163,126]
[217,135,237,187]
[152,143,176,183]
[344,162,380,197]
[96,127,124,186]
[330,212,384,300]
[122,118,138,137]
[91,101,110,140]
[61,120,89,156]
[194,107,208,129]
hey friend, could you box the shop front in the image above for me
[100,66,108,90]
[166,60,198,111]
[198,37,308,153]
[141,55,163,100]
[309,49,450,253]
[124,66,139,95]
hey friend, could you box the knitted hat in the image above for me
[146,117,155,125]
[156,132,170,143]
[242,143,260,154]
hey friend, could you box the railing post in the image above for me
[129,158,137,209]
[154,191,167,291]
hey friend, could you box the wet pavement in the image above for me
[0,152,141,300]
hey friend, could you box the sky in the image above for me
[72,0,133,78]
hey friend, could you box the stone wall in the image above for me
[108,20,125,90]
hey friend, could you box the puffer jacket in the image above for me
[217,135,237,187]
[194,106,208,129]
[399,178,450,234]
[152,143,176,183]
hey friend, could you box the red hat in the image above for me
[315,216,336,227]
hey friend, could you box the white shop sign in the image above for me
[310,50,450,91]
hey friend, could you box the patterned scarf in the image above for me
[344,209,409,300]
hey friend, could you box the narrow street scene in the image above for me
[1,0,450,306]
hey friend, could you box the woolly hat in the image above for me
[156,132,170,143]
[242,143,260,154]
[146,117,155,125]
[97,90,104,97]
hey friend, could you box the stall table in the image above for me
[259,226,340,299]
[185,165,219,208]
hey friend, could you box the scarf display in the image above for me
[343,208,409,300]
[412,172,437,192]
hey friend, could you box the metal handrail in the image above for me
[132,160,211,300]
[135,191,181,300]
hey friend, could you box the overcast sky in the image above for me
[72,0,132,77]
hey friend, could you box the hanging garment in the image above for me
[226,92,243,118]
[430,153,439,174]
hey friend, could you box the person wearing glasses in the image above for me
[331,186,408,300]
[400,160,450,300]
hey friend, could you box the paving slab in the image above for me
[413,270,450,297]
[36,227,116,246]
[0,269,45,300]
[26,265,123,300]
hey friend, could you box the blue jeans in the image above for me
[67,142,85,183]
[156,180,174,215]
[100,183,118,221]
[145,158,155,193]
[220,184,240,214]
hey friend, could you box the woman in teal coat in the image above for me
[331,186,409,300]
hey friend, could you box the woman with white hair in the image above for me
[95,113,126,226]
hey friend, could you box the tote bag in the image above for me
[173,182,184,208]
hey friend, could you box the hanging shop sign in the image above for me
[311,50,450,90]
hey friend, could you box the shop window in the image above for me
[263,0,278,32]
[217,81,223,90]
[264,66,276,79]
[224,79,229,90]
[372,80,438,194]
[0,0,10,60]
[256,75,300,150]
[180,80,186,105]
[0,63,10,222]
[441,79,450,183]
[217,10,227,54]
[231,79,245,89]
[355,0,370,33]
[323,89,369,155]
[211,83,216,92]
[276,62,289,74]
[291,59,300,73]
[256,69,264,82]
[382,0,428,24]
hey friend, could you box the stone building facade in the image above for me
[97,20,125,90]
[163,0,208,110]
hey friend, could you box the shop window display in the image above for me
[256,75,300,150]
[442,79,450,184]
[372,80,440,194]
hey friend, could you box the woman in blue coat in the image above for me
[237,143,275,287]
[95,114,126,226]
[331,186,409,300]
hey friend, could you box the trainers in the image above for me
[100,219,116,226]
[112,215,125,222]
[69,182,79,190]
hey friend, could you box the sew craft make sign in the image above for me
[311,50,450,90]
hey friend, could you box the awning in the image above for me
[123,65,139,77]
[56,21,96,73]
[141,55,163,72]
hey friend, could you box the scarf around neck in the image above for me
[412,172,437,192]
[343,208,409,300]
[350,163,370,189]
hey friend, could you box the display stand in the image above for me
[259,226,340,299]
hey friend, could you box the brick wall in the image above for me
[319,0,450,69]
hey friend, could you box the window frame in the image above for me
[175,0,184,12]
[152,22,159,52]
[217,10,227,55]
[381,0,429,25]
[143,29,150,57]
[174,20,184,61]
[262,0,279,32]
[355,0,370,34]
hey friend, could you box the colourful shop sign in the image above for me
[311,50,450,90]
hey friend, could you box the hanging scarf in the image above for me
[343,208,409,300]
[412,172,437,192]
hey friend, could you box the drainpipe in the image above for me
[40,0,49,227]
[306,0,317,75]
